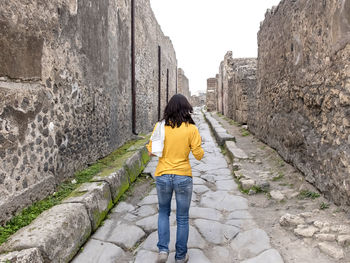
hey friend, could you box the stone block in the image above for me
[0,248,44,263]
[225,141,248,159]
[0,203,91,263]
[279,213,305,227]
[63,182,113,231]
[230,228,271,260]
[318,242,344,259]
[241,249,284,263]
[125,151,144,183]
[71,239,125,263]
[92,167,130,203]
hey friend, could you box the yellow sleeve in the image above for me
[190,125,204,160]
[146,123,158,153]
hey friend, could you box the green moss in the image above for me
[113,179,130,203]
[0,135,150,246]
[68,190,88,198]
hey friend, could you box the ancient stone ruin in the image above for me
[177,68,191,100]
[209,0,350,206]
[0,0,181,224]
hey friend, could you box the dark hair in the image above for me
[163,94,195,128]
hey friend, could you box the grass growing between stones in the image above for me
[240,128,250,137]
[297,190,320,200]
[0,135,150,246]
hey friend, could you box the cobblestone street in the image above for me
[72,109,284,263]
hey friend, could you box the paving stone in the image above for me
[136,213,176,233]
[124,213,138,222]
[72,239,125,263]
[200,191,248,211]
[210,168,232,176]
[208,246,232,263]
[193,185,210,194]
[193,177,206,185]
[136,214,158,232]
[194,162,228,172]
[230,228,271,260]
[189,207,223,221]
[187,249,211,263]
[0,248,44,263]
[149,188,157,195]
[134,250,158,263]
[112,201,135,213]
[133,205,157,217]
[216,180,238,191]
[228,210,253,219]
[241,249,284,263]
[318,242,344,259]
[201,174,216,183]
[226,219,257,230]
[138,195,158,205]
[194,219,240,245]
[226,141,249,159]
[142,226,206,252]
[0,203,91,263]
[93,221,145,249]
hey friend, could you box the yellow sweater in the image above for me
[146,122,204,177]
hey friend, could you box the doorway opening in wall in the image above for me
[158,45,161,120]
[166,69,169,103]
[131,0,137,134]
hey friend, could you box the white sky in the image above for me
[150,0,281,95]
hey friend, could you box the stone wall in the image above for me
[0,0,177,224]
[206,78,218,112]
[177,68,191,100]
[254,0,350,205]
[135,0,177,128]
[216,52,257,124]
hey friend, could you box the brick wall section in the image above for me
[0,0,178,224]
[254,0,350,205]
[206,78,218,112]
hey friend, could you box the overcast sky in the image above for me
[150,0,281,95]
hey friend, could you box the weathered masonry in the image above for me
[0,0,178,224]
[211,0,350,206]
[213,51,257,124]
[177,68,191,100]
[253,0,350,206]
[206,78,218,112]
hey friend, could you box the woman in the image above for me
[146,94,204,263]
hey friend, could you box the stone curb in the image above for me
[225,140,249,161]
[203,111,235,146]
[0,144,150,263]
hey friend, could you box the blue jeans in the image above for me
[156,174,193,260]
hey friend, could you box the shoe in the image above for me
[157,251,169,263]
[175,254,189,263]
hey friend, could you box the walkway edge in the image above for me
[203,110,235,146]
[0,145,150,263]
